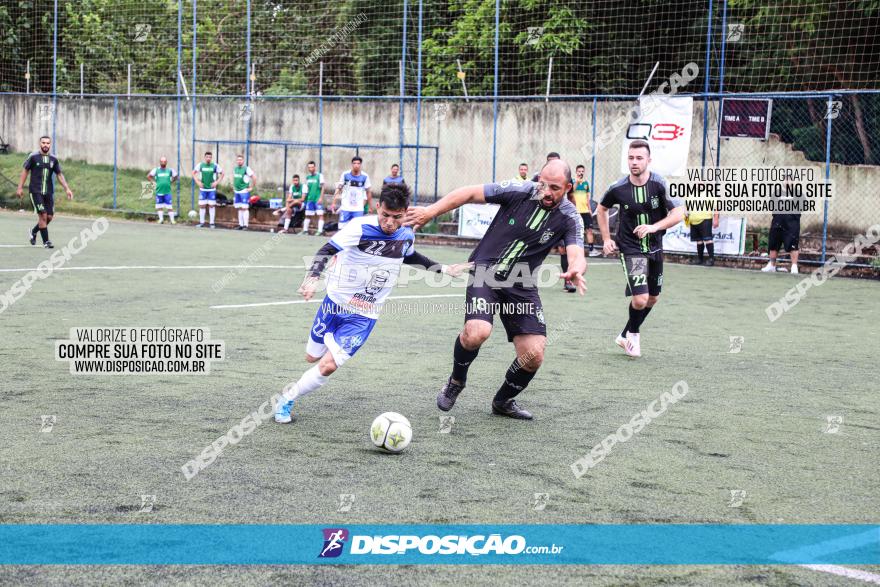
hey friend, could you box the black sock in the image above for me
[39,227,49,243]
[31,225,39,237]
[706,243,714,258]
[697,243,705,261]
[451,336,480,385]
[493,358,538,403]
[627,304,654,334]
[560,253,569,273]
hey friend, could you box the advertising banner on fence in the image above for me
[621,96,694,178]
[663,216,747,255]
[458,203,499,238]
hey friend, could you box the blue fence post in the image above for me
[701,0,714,167]
[714,0,729,166]
[822,94,834,264]
[413,0,423,204]
[590,97,597,198]
[318,62,324,174]
[191,0,197,211]
[283,145,288,194]
[176,0,182,213]
[433,147,439,201]
[491,0,500,182]
[245,0,252,164]
[112,97,118,209]
[51,0,58,152]
[399,0,408,172]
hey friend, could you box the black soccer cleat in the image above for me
[706,257,715,267]
[491,399,533,420]
[437,377,465,411]
[28,231,36,246]
[43,240,54,249]
[564,280,576,293]
[690,257,703,265]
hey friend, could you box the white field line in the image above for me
[211,293,462,310]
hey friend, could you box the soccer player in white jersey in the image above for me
[274,182,467,423]
[331,156,372,228]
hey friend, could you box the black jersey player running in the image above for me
[596,140,684,358]
[405,159,586,420]
[16,136,74,249]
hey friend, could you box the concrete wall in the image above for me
[2,94,877,230]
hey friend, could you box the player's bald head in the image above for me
[540,158,572,185]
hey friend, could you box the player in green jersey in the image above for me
[231,154,257,230]
[302,161,326,235]
[192,152,224,228]
[147,157,178,224]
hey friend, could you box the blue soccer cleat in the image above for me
[274,398,295,423]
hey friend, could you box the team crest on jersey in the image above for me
[539,229,555,244]
[651,196,660,209]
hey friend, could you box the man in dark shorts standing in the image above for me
[596,140,684,358]
[405,159,586,420]
[762,213,800,274]
[16,136,74,249]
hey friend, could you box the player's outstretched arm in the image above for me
[633,205,685,238]
[596,204,616,255]
[57,173,73,199]
[299,241,339,300]
[404,184,486,228]
[16,169,28,198]
[562,244,587,295]
[402,250,473,276]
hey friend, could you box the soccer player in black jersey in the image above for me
[16,136,74,249]
[406,159,586,420]
[596,140,684,358]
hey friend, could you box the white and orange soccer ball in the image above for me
[370,412,412,453]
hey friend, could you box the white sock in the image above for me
[243,210,249,227]
[237,209,243,226]
[157,210,164,222]
[303,218,310,232]
[283,217,290,230]
[209,206,216,224]
[281,365,329,402]
[317,218,324,233]
[169,211,176,222]
[199,208,205,223]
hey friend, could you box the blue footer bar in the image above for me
[0,525,878,565]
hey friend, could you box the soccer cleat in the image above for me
[196,223,204,228]
[564,280,576,293]
[170,218,176,225]
[588,249,602,257]
[43,241,54,249]
[209,224,216,229]
[615,333,627,350]
[234,225,242,230]
[706,258,715,267]
[761,262,776,273]
[491,399,533,420]
[437,377,465,411]
[790,264,799,274]
[28,231,36,246]
[690,257,704,265]
[624,332,641,358]
[274,398,295,423]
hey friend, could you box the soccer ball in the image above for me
[370,412,412,453]
[187,210,197,220]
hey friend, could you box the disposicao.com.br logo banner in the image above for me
[1,525,878,565]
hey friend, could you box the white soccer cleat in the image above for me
[761,262,776,273]
[615,334,627,350]
[624,333,641,358]
[790,264,799,274]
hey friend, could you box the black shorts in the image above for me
[619,253,663,297]
[464,282,546,342]
[768,220,800,252]
[30,192,54,215]
[689,220,713,242]
[580,212,593,230]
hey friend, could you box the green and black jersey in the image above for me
[470,180,584,286]
[600,173,682,256]
[24,152,62,196]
